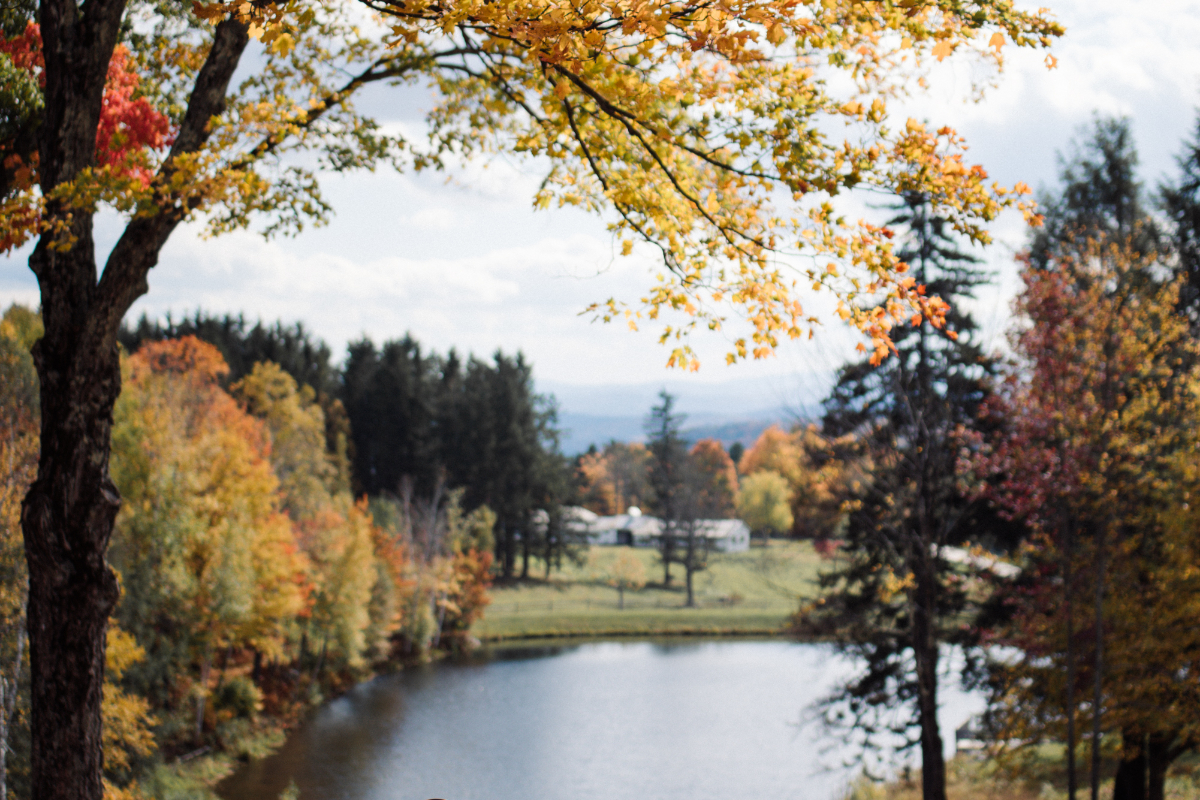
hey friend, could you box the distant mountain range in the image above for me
[557,412,791,454]
[543,374,829,455]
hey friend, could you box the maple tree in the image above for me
[688,438,739,519]
[108,338,311,744]
[369,484,495,654]
[736,470,792,543]
[968,240,1200,800]
[739,423,847,539]
[0,21,171,253]
[7,0,1063,791]
[607,549,646,610]
[576,441,653,515]
[959,118,1200,800]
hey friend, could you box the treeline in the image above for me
[120,320,571,580]
[0,317,576,798]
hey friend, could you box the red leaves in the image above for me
[94,45,174,184]
[0,21,41,71]
[1,22,173,186]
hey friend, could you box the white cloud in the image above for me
[407,207,456,231]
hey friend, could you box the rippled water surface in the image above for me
[218,640,981,800]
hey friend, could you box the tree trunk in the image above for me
[618,585,624,610]
[22,319,124,800]
[683,531,696,608]
[0,625,26,800]
[1111,732,1173,800]
[1065,517,1078,800]
[912,568,946,800]
[194,648,212,743]
[24,11,249,796]
[501,526,515,580]
[660,530,673,586]
[1091,525,1107,800]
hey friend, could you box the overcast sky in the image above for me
[3,0,1199,416]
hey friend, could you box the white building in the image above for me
[563,506,751,553]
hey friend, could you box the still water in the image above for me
[218,640,982,800]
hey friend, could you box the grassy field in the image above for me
[473,540,825,640]
[844,751,1200,800]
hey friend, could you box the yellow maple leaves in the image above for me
[65,0,1064,370]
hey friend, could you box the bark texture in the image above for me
[21,9,248,798]
[912,555,946,800]
[1111,732,1176,800]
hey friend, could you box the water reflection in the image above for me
[218,640,981,800]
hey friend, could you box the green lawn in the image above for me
[473,540,825,640]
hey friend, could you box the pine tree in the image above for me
[645,391,688,587]
[1030,117,1160,270]
[341,336,441,497]
[1160,112,1200,323]
[797,193,1001,800]
[442,352,564,580]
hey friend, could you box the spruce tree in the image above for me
[645,391,688,587]
[1030,116,1160,269]
[1161,112,1200,323]
[798,192,1000,800]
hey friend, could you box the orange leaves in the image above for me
[93,0,1061,374]
[129,336,230,385]
[931,40,955,61]
[112,338,310,660]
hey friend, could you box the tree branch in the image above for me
[94,17,250,335]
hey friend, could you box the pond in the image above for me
[217,639,983,800]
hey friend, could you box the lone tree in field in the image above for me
[608,550,646,610]
[0,0,1060,793]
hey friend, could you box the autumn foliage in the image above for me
[0,335,492,793]
[968,240,1200,788]
[0,23,171,253]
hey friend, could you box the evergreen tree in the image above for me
[1160,112,1200,323]
[440,352,566,580]
[798,193,1001,800]
[341,336,441,497]
[645,391,687,587]
[1030,116,1159,270]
